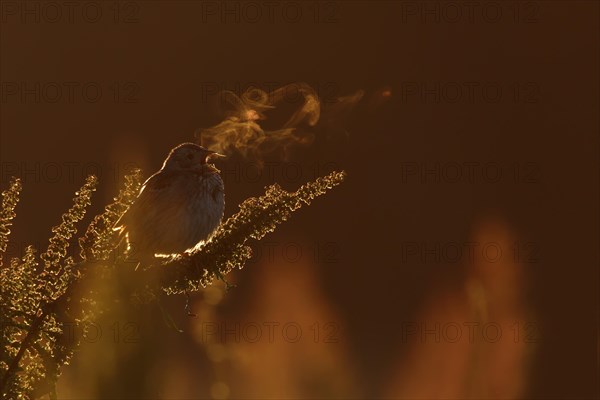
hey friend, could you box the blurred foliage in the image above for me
[0,169,345,399]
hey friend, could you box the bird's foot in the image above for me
[185,293,197,317]
[215,270,236,291]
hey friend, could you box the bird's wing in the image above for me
[113,170,176,235]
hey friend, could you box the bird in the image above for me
[114,143,225,263]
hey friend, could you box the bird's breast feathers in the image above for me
[115,166,224,253]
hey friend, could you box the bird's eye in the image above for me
[187,154,194,160]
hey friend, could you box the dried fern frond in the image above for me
[1,177,98,399]
[157,170,347,295]
[79,169,142,261]
[0,246,44,399]
[0,177,22,267]
[41,176,98,272]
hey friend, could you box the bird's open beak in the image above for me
[206,151,226,163]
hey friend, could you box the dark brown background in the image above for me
[1,1,598,399]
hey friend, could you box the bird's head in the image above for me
[162,143,225,171]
